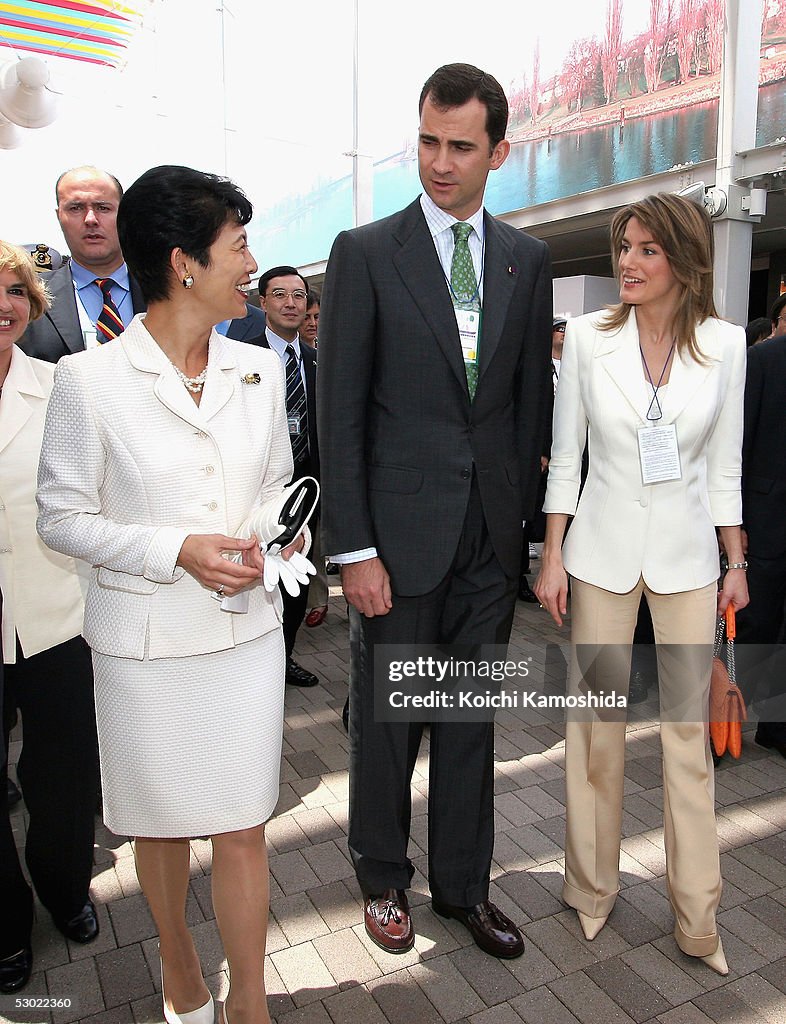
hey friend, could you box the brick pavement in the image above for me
[5,586,786,1024]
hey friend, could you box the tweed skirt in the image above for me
[92,629,285,838]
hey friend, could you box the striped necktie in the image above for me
[94,278,124,343]
[285,344,309,466]
[450,222,481,400]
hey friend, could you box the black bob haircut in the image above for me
[419,63,509,150]
[117,165,253,304]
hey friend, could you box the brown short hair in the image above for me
[0,240,51,322]
[419,63,509,149]
[604,193,717,364]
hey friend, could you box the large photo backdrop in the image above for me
[1,0,783,269]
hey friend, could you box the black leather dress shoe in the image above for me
[755,724,786,759]
[286,658,318,688]
[518,577,539,603]
[0,947,33,993]
[432,899,524,958]
[54,900,99,944]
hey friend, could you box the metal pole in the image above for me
[352,0,359,226]
[712,0,763,325]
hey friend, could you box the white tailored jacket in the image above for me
[0,346,85,663]
[543,310,745,595]
[37,315,295,660]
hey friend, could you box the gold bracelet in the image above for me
[727,562,748,571]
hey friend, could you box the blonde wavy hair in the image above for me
[603,193,717,365]
[0,240,51,322]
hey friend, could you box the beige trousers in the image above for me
[563,577,721,956]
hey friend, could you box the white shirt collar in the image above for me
[265,326,301,360]
[419,191,485,244]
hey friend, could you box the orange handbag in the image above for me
[709,605,747,759]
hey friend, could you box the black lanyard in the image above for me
[640,340,675,422]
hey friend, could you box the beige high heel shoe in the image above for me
[578,911,608,941]
[700,936,729,976]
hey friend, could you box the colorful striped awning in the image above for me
[0,0,147,67]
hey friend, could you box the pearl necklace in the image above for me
[170,361,208,393]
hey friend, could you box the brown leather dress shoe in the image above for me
[432,899,524,958]
[364,889,414,953]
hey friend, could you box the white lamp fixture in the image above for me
[0,56,58,130]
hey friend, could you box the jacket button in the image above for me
[461,468,471,479]
[196,430,208,439]
[205,465,215,475]
[207,501,218,511]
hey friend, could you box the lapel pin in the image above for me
[507,265,518,275]
[242,373,261,385]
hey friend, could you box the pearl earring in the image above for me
[183,274,194,289]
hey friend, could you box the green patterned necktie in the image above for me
[450,221,481,399]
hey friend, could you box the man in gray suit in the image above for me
[19,165,145,361]
[318,63,552,958]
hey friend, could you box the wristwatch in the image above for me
[727,562,748,571]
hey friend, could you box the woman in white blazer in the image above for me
[535,194,748,975]
[0,241,98,994]
[37,167,305,1024]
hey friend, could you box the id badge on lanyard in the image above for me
[637,423,682,484]
[454,307,481,365]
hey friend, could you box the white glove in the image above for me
[262,545,317,595]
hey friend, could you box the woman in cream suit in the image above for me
[38,167,303,1024]
[535,194,748,975]
[0,241,98,993]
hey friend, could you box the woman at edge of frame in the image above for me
[535,192,748,976]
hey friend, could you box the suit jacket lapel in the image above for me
[597,314,644,419]
[597,310,719,423]
[0,348,45,455]
[0,346,48,454]
[46,266,84,354]
[392,201,468,394]
[123,318,233,431]
[662,321,718,424]
[479,212,516,378]
[198,333,237,422]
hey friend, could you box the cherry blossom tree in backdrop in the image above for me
[601,0,624,102]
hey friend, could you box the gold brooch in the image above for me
[242,373,261,384]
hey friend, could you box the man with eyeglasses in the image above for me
[258,266,321,688]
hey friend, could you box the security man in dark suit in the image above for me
[20,165,145,361]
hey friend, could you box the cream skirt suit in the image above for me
[37,317,296,837]
[543,309,745,955]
